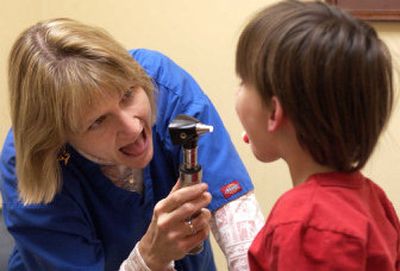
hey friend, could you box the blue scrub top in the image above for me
[0,49,253,271]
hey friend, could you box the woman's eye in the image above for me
[122,88,134,103]
[88,115,106,130]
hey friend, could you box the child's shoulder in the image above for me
[252,172,399,269]
[266,171,394,241]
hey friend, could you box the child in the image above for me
[235,0,400,270]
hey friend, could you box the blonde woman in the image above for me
[0,18,264,271]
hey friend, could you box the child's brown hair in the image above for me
[236,0,393,172]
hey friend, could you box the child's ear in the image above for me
[267,96,284,132]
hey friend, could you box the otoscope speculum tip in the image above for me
[195,123,213,135]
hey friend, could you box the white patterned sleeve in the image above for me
[210,191,265,271]
[119,241,176,271]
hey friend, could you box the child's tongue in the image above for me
[120,134,146,156]
[242,132,250,144]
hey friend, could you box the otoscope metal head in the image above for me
[168,115,213,149]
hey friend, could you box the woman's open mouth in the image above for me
[119,129,149,157]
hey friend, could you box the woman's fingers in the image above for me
[154,190,211,239]
[139,181,212,267]
[168,191,212,222]
[182,208,211,236]
[159,182,209,213]
[170,178,182,193]
[166,208,211,253]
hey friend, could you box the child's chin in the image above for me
[253,152,278,163]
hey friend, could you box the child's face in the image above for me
[67,86,153,168]
[235,82,279,162]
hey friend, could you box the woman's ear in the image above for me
[267,96,284,132]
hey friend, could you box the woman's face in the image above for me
[67,86,153,168]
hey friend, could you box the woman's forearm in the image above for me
[211,191,265,271]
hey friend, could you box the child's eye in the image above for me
[88,115,106,130]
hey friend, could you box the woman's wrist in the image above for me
[119,241,151,271]
[138,241,175,271]
[119,241,175,271]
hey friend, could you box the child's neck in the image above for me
[277,118,334,187]
[287,157,334,187]
[283,143,334,187]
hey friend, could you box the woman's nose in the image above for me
[117,112,142,138]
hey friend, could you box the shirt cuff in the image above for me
[119,241,175,271]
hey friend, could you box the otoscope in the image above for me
[168,114,213,254]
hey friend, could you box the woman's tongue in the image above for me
[120,134,146,156]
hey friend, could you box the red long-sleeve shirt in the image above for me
[249,171,400,271]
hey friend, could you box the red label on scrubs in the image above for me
[221,181,242,198]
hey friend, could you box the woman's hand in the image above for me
[139,180,212,271]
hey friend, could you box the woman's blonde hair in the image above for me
[9,18,155,204]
